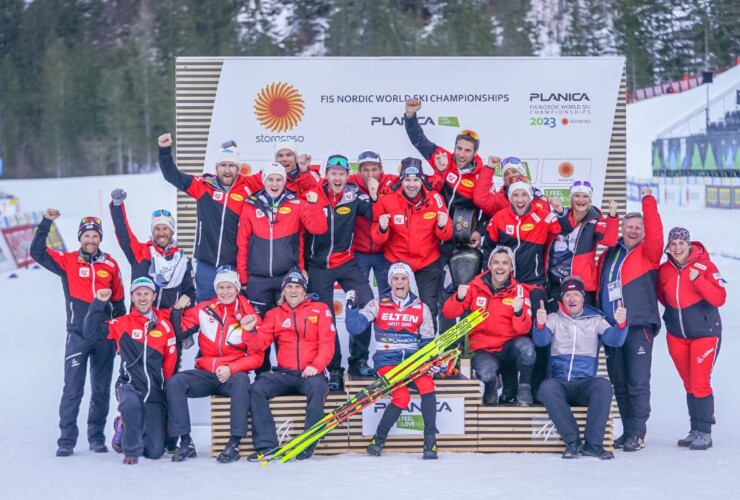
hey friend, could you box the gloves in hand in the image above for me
[111,188,127,206]
[346,290,357,309]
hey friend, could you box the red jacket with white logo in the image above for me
[31,217,126,334]
[236,189,327,284]
[305,182,374,269]
[657,242,726,339]
[371,188,453,271]
[84,302,177,403]
[172,296,264,374]
[484,205,565,285]
[348,172,398,254]
[442,272,533,353]
[473,166,550,216]
[159,146,256,267]
[242,165,322,198]
[255,299,336,372]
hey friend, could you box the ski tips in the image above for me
[261,460,268,467]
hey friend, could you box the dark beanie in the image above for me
[399,157,423,178]
[667,226,690,244]
[78,217,103,241]
[282,268,308,292]
[561,275,585,298]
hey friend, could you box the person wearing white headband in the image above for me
[345,261,439,459]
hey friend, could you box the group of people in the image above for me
[32,98,726,465]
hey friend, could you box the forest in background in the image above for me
[0,0,738,178]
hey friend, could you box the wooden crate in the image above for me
[477,405,615,452]
[346,376,481,454]
[210,393,350,457]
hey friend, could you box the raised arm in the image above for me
[30,211,66,276]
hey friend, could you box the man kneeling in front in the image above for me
[533,276,628,459]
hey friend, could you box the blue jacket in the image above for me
[533,304,627,380]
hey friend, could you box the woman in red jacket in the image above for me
[658,227,726,451]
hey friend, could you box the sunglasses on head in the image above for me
[326,155,349,168]
[152,209,172,218]
[509,175,529,184]
[501,157,522,167]
[572,180,592,188]
[81,216,102,225]
[458,129,479,141]
[358,150,381,163]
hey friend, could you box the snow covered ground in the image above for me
[0,171,738,499]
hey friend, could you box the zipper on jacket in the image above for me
[514,217,522,256]
[215,188,230,267]
[327,208,335,268]
[567,320,577,381]
[292,309,300,369]
[269,223,274,277]
[69,301,75,326]
[676,272,687,338]
[197,221,203,246]
[447,173,461,213]
[90,262,96,298]
[143,320,152,402]
[534,254,540,277]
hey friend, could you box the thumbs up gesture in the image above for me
[536,300,548,326]
[614,299,627,325]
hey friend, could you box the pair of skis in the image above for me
[255,307,487,464]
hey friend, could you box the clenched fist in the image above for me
[158,133,172,148]
[512,296,524,314]
[298,153,311,172]
[240,314,257,331]
[550,198,564,214]
[486,156,502,169]
[44,208,61,221]
[111,188,127,206]
[437,211,449,228]
[457,284,469,300]
[367,177,379,200]
[405,98,422,118]
[96,289,113,302]
[379,214,391,231]
[174,295,191,310]
[689,268,700,282]
[305,191,318,204]
[608,199,618,217]
[434,152,448,172]
[641,187,653,199]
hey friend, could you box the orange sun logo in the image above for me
[254,82,305,133]
[239,163,253,176]
[558,161,575,178]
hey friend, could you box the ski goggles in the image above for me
[216,264,238,273]
[501,157,523,168]
[80,216,102,225]
[152,209,172,218]
[458,129,479,141]
[358,150,382,165]
[571,180,592,188]
[326,155,350,169]
[509,175,530,184]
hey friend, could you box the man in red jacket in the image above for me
[249,270,336,460]
[31,209,126,457]
[442,246,535,406]
[372,158,453,331]
[83,278,179,464]
[597,187,664,452]
[348,150,398,287]
[167,267,263,463]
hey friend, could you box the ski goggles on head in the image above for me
[358,150,382,165]
[80,216,102,225]
[326,155,350,169]
[130,277,156,293]
[501,157,523,168]
[458,129,479,141]
[509,175,529,184]
[571,180,592,188]
[152,209,172,218]
[216,264,237,273]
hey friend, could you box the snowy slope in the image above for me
[627,65,740,179]
[0,172,738,499]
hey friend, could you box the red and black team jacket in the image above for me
[159,145,251,268]
[83,302,177,403]
[348,172,398,254]
[473,167,550,217]
[255,298,336,372]
[484,205,565,286]
[31,217,126,334]
[110,202,195,309]
[658,242,726,339]
[547,206,619,292]
[243,165,322,198]
[405,113,488,227]
[372,188,453,271]
[442,272,533,353]
[171,295,264,374]
[305,183,373,269]
[236,189,328,284]
[597,195,664,330]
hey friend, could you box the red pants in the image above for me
[377,365,435,409]
[666,335,719,398]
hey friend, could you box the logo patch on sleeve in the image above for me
[281,318,291,328]
[167,337,177,346]
[693,263,707,270]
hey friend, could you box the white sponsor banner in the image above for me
[361,397,465,436]
[206,57,624,206]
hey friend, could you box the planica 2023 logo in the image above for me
[254,82,305,133]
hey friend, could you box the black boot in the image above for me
[422,434,438,460]
[561,440,582,459]
[613,433,626,449]
[367,435,386,456]
[622,435,644,452]
[172,435,197,462]
[482,381,497,406]
[216,436,241,463]
[691,394,715,450]
[581,442,614,460]
[296,442,317,460]
[89,442,108,453]
[516,383,533,407]
[56,446,73,457]
[328,369,344,391]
